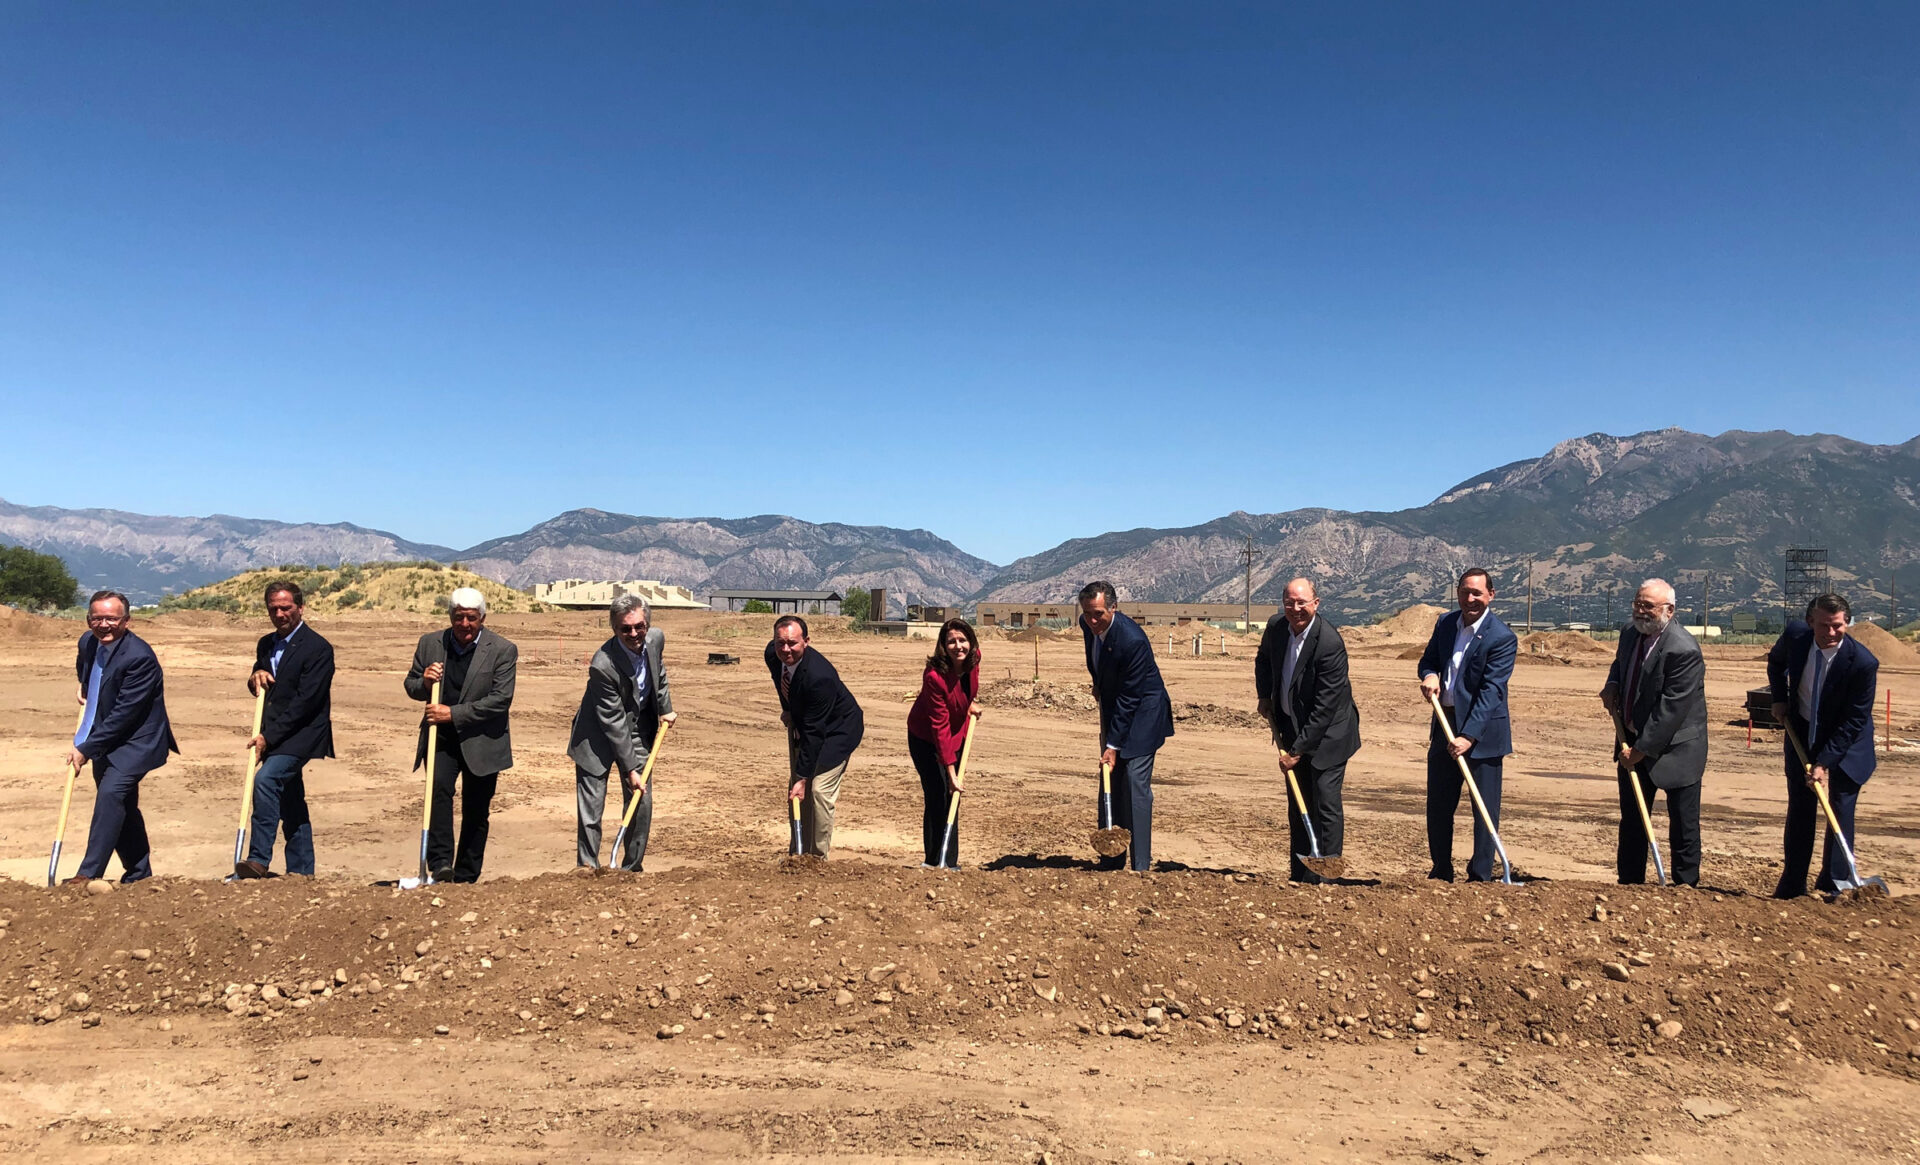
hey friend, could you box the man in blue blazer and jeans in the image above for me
[1079,580,1173,872]
[66,589,178,883]
[1416,568,1518,882]
[236,579,335,878]
[1767,593,1879,897]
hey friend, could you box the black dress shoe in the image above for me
[1290,870,1327,885]
[1427,868,1455,882]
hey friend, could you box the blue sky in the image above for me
[3,2,1916,566]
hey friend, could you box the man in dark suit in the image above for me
[1078,580,1173,872]
[1256,578,1361,883]
[1600,578,1707,886]
[404,587,517,882]
[236,580,335,878]
[1766,593,1879,897]
[766,615,864,857]
[66,589,178,883]
[570,594,677,871]
[1416,568,1518,882]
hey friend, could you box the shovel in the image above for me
[788,791,805,856]
[1281,761,1343,880]
[1428,693,1522,885]
[608,720,670,870]
[936,711,981,869]
[399,680,442,890]
[1090,763,1132,860]
[1783,721,1890,898]
[46,708,87,887]
[1611,712,1668,886]
[231,688,268,877]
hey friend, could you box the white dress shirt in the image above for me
[621,638,651,711]
[1441,612,1486,708]
[1796,641,1840,724]
[1280,618,1315,721]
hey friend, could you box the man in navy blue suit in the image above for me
[1079,580,1173,872]
[236,580,335,878]
[65,589,178,883]
[1416,568,1518,882]
[1767,593,1879,897]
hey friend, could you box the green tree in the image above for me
[841,587,872,622]
[0,545,79,610]
[742,599,774,614]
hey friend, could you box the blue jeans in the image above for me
[78,759,153,882]
[1426,719,1504,881]
[248,753,315,874]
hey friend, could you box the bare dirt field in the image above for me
[4,604,1920,1163]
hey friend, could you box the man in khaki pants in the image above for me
[765,615,864,856]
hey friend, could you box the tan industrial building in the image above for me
[531,579,708,611]
[976,600,1280,630]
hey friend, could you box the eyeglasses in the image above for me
[1630,601,1672,612]
[87,615,127,625]
[617,624,648,635]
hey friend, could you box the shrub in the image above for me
[742,599,774,614]
[335,589,366,608]
[158,592,245,615]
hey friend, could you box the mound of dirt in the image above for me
[1172,702,1267,730]
[0,605,76,643]
[1372,604,1450,638]
[1851,621,1920,662]
[978,678,1097,716]
[3,868,1915,1078]
[1518,631,1614,667]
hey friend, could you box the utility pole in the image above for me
[1702,570,1711,633]
[1525,559,1534,632]
[1893,567,1899,631]
[1605,583,1612,629]
[1241,534,1255,631]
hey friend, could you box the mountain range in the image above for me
[6,428,1918,622]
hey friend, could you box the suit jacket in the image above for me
[1416,610,1517,759]
[251,624,335,761]
[1766,622,1878,783]
[405,627,517,774]
[1604,620,1707,790]
[568,628,673,777]
[1080,610,1174,758]
[1255,615,1361,768]
[74,631,179,773]
[766,641,864,779]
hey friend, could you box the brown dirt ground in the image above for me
[4,606,1920,1162]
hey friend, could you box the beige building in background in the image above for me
[531,578,708,611]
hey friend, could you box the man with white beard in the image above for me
[1599,579,1708,885]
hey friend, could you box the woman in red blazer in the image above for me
[907,618,981,868]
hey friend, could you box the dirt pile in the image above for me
[3,869,1916,1077]
[0,605,75,644]
[1371,604,1450,638]
[1851,621,1920,663]
[1519,631,1614,666]
[978,678,1098,716]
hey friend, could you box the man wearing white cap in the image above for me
[404,587,518,882]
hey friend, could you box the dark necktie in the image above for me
[781,666,793,704]
[1808,648,1826,746]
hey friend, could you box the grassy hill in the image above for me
[159,562,549,616]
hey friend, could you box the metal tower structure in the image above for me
[1784,547,1828,619]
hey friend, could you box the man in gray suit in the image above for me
[404,587,517,883]
[570,594,676,871]
[1599,578,1707,886]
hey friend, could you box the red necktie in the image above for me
[781,666,792,703]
